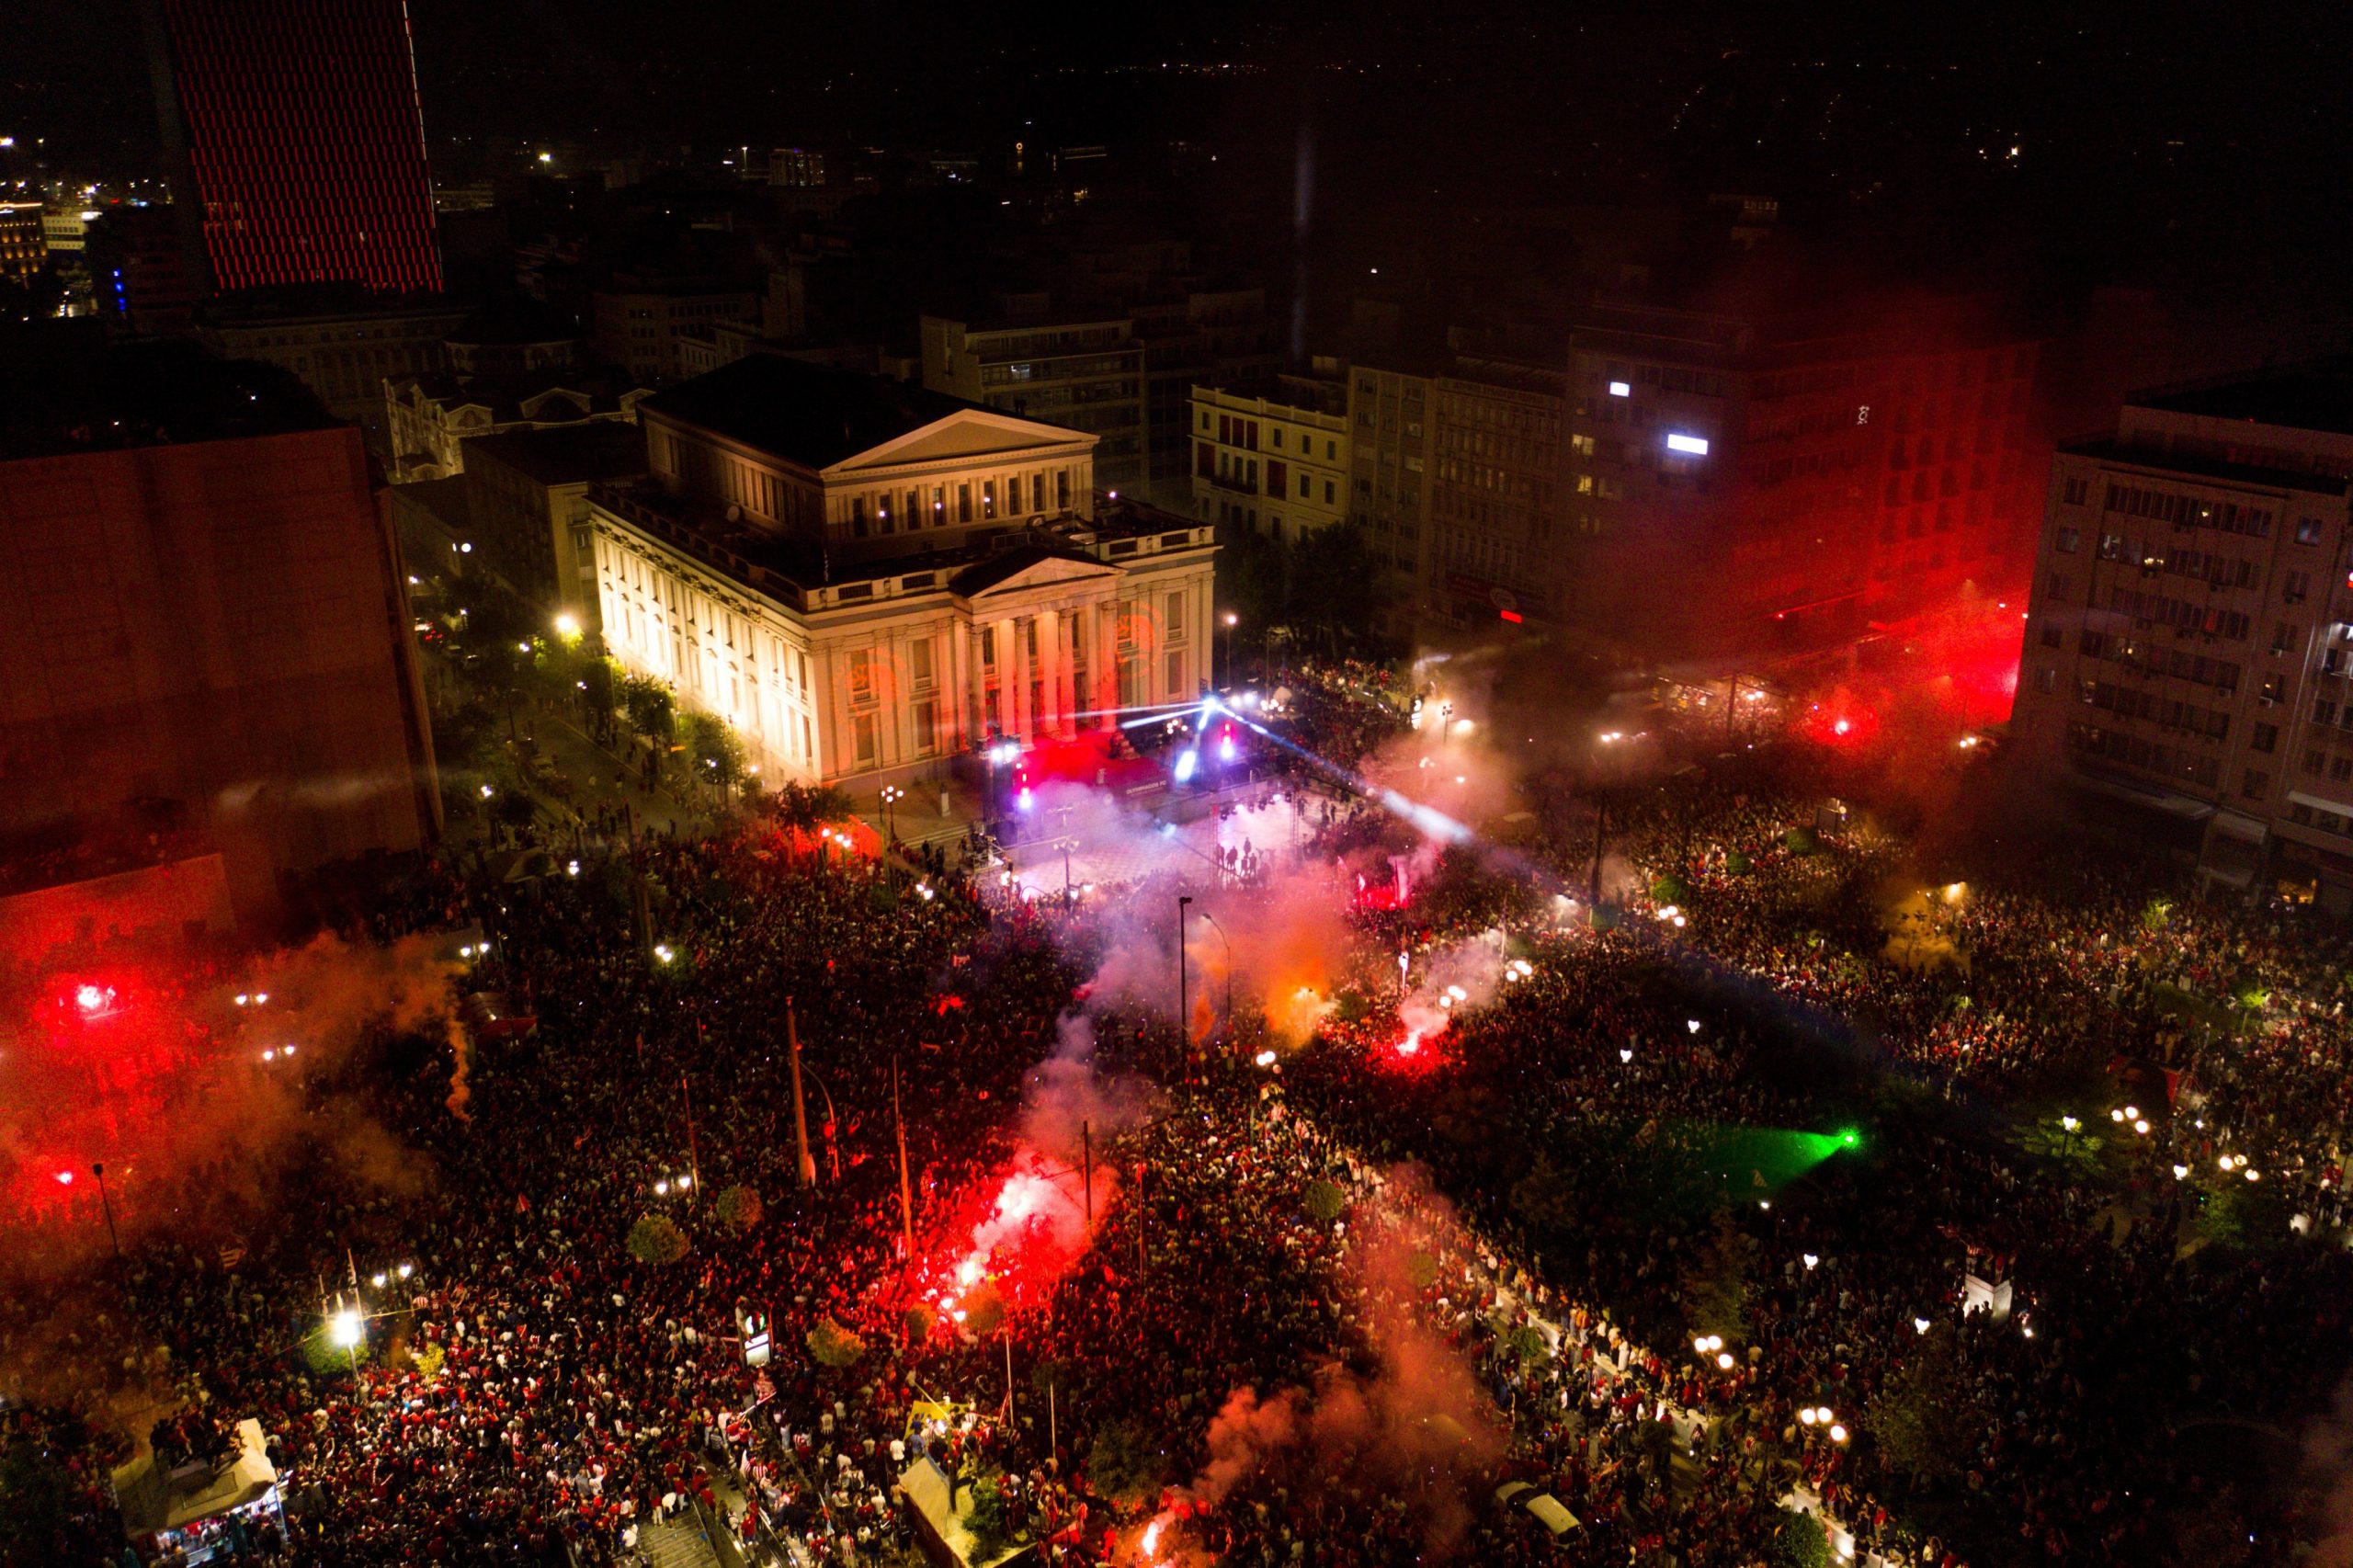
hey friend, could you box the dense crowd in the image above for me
[15,665,2353,1568]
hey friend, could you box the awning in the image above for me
[2071,768,2215,821]
[2290,790,2353,819]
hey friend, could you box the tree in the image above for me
[301,1326,374,1375]
[1768,1510,1832,1568]
[1304,1178,1347,1223]
[0,1434,78,1566]
[1868,1322,1985,1489]
[1783,826,1820,856]
[1652,872,1694,906]
[1724,850,1754,877]
[1680,1210,1756,1345]
[713,1184,764,1232]
[765,780,858,835]
[1082,1417,1166,1505]
[625,1214,689,1266]
[621,676,675,741]
[677,710,747,792]
[1222,526,1290,643]
[904,1303,937,1344]
[961,1283,1007,1338]
[806,1316,867,1369]
[965,1473,1009,1556]
[1286,522,1387,656]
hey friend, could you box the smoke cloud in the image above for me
[1177,1167,1506,1556]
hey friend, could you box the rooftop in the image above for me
[592,477,1203,601]
[2135,363,2353,437]
[461,422,648,486]
[2060,437,2349,496]
[1192,376,1347,417]
[0,333,335,460]
[641,356,1059,471]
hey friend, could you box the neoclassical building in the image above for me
[588,356,1217,789]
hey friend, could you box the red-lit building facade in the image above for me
[1558,300,2043,665]
[142,0,442,295]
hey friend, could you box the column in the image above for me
[1037,608,1062,736]
[1010,617,1032,740]
[969,625,989,741]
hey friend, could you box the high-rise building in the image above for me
[2012,365,2353,898]
[1427,358,1567,633]
[1559,299,2041,665]
[0,202,46,287]
[0,338,439,922]
[142,0,443,295]
[1345,360,1441,635]
[922,310,1150,497]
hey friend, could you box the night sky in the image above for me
[6,0,2349,301]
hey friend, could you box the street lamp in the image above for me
[880,784,905,840]
[1176,894,1193,1066]
[1221,610,1238,683]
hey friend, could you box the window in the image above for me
[2284,571,2311,604]
[2298,517,2325,545]
[2316,698,2338,726]
[2055,527,2080,554]
[1033,472,1046,511]
[1165,647,1185,694]
[1299,472,1312,498]
[983,480,996,520]
[854,712,878,769]
[2302,747,2325,776]
[1665,433,1710,456]
[1324,480,1336,504]
[911,638,935,691]
[1608,381,1631,397]
[2039,621,2062,649]
[1056,469,1071,508]
[2262,674,2284,704]
[2035,666,2058,694]
[2252,722,2279,754]
[913,699,938,755]
[2242,768,2270,800]
[958,483,972,523]
[2062,475,2089,506]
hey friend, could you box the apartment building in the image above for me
[2013,365,2353,895]
[1187,378,1349,543]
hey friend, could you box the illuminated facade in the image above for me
[588,358,1216,789]
[1188,379,1350,544]
[2013,368,2353,894]
[0,202,45,286]
[1561,300,2041,662]
[143,0,443,294]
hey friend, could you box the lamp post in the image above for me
[1221,610,1239,685]
[1176,894,1193,1069]
[91,1162,122,1270]
[880,785,904,841]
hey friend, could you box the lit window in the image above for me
[1608,381,1631,397]
[1665,433,1711,456]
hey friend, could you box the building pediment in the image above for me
[949,546,1117,599]
[827,410,1093,476]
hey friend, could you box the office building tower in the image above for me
[142,0,443,294]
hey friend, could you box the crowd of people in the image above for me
[15,660,2353,1568]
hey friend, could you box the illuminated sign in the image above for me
[1665,433,1710,456]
